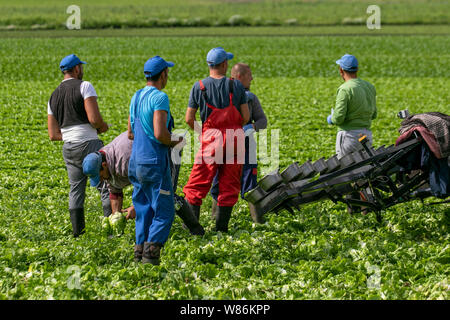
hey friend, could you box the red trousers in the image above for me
[183,156,243,207]
[184,78,244,207]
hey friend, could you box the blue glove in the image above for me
[243,124,255,137]
[327,115,333,125]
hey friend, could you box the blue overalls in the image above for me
[128,88,175,246]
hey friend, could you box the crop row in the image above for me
[0,36,449,82]
[0,34,448,299]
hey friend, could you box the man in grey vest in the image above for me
[47,54,111,237]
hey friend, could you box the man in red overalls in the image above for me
[184,47,250,232]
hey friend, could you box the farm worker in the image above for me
[183,47,250,232]
[47,54,111,238]
[209,63,267,223]
[81,131,205,249]
[82,132,135,220]
[127,56,183,265]
[327,54,377,159]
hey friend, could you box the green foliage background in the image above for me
[0,0,449,301]
[0,31,448,299]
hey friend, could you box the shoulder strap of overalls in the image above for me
[228,78,234,94]
[199,78,234,109]
[133,88,145,118]
[199,79,208,103]
[228,78,234,105]
[199,79,217,110]
[135,87,174,133]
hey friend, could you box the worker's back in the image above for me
[335,78,377,131]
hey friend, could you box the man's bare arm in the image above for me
[127,115,134,140]
[110,196,123,213]
[84,96,108,133]
[240,103,250,126]
[185,107,198,131]
[48,115,62,141]
[154,110,182,147]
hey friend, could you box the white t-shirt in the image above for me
[48,78,99,143]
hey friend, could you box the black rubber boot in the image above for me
[176,197,205,236]
[134,244,143,262]
[211,198,218,220]
[215,206,233,232]
[249,203,264,224]
[182,200,201,229]
[142,242,162,265]
[69,208,85,238]
[189,202,201,221]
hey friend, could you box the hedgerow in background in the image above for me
[0,0,449,30]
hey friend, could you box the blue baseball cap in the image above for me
[336,54,358,72]
[60,54,86,72]
[206,47,234,66]
[82,152,103,187]
[144,56,175,77]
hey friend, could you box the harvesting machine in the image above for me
[245,111,450,222]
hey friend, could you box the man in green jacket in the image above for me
[327,54,377,159]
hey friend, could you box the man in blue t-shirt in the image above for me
[127,56,183,265]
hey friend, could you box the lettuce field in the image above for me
[0,28,449,300]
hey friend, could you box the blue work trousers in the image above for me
[128,117,175,246]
